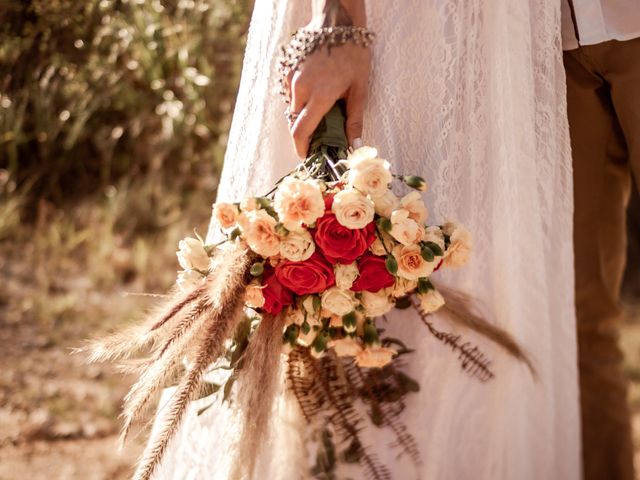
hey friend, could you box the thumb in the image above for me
[345,84,367,147]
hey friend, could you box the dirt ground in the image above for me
[1,279,639,479]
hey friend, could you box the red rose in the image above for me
[275,251,336,295]
[351,253,395,292]
[313,213,375,264]
[261,268,293,315]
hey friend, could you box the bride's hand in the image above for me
[287,0,370,157]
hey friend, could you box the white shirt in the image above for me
[561,0,640,50]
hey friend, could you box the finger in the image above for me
[345,83,367,147]
[290,71,310,118]
[283,70,295,101]
[291,95,334,158]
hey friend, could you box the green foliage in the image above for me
[0,0,252,207]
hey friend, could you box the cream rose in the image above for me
[279,229,315,261]
[329,337,363,357]
[273,177,325,231]
[347,157,392,197]
[285,306,305,325]
[237,210,280,257]
[355,346,396,368]
[334,262,359,290]
[176,237,210,271]
[418,288,445,314]
[391,277,418,298]
[389,209,424,246]
[321,287,357,316]
[213,202,239,230]
[360,290,394,317]
[442,222,473,268]
[240,197,259,212]
[400,191,428,223]
[346,145,379,169]
[332,188,375,229]
[369,231,395,255]
[423,225,445,252]
[371,189,400,218]
[392,244,436,280]
[245,280,265,309]
[176,269,204,292]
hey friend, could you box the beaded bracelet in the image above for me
[277,26,375,104]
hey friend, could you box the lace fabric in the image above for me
[152,1,580,478]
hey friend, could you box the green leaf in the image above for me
[420,246,434,262]
[425,241,444,257]
[249,261,264,276]
[229,227,241,240]
[417,277,433,294]
[342,311,357,329]
[301,320,311,335]
[363,320,379,345]
[403,175,427,191]
[377,217,392,233]
[385,255,398,275]
[312,330,329,353]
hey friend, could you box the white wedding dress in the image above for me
[152,1,581,479]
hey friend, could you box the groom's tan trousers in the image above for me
[564,37,640,480]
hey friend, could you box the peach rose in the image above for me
[273,177,325,231]
[442,222,472,268]
[329,337,363,357]
[332,188,375,229]
[392,244,436,280]
[355,346,396,368]
[240,197,259,212]
[237,210,280,257]
[279,229,315,262]
[360,290,394,317]
[213,202,239,230]
[418,288,445,314]
[346,145,379,169]
[399,191,428,224]
[391,277,418,298]
[389,209,424,246]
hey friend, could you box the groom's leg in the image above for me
[564,46,635,480]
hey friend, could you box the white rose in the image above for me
[329,337,363,357]
[423,226,445,252]
[237,210,280,257]
[273,177,325,231]
[389,209,424,246]
[346,146,379,169]
[279,229,315,261]
[332,188,375,229]
[321,287,357,316]
[347,157,392,197]
[369,231,395,255]
[418,288,445,314]
[334,262,359,290]
[371,189,400,218]
[392,244,436,280]
[360,290,394,317]
[391,277,418,298]
[176,237,210,271]
[213,202,239,230]
[240,197,259,212]
[442,222,473,268]
[355,346,396,368]
[244,281,265,309]
[176,269,205,292]
[399,191,428,224]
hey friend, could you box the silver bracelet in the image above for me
[277,26,375,104]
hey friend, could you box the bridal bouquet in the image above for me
[85,103,524,480]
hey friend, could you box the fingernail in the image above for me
[352,138,363,149]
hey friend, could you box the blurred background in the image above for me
[0,1,639,478]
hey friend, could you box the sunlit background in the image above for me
[0,1,639,478]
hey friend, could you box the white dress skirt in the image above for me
[151,1,581,478]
